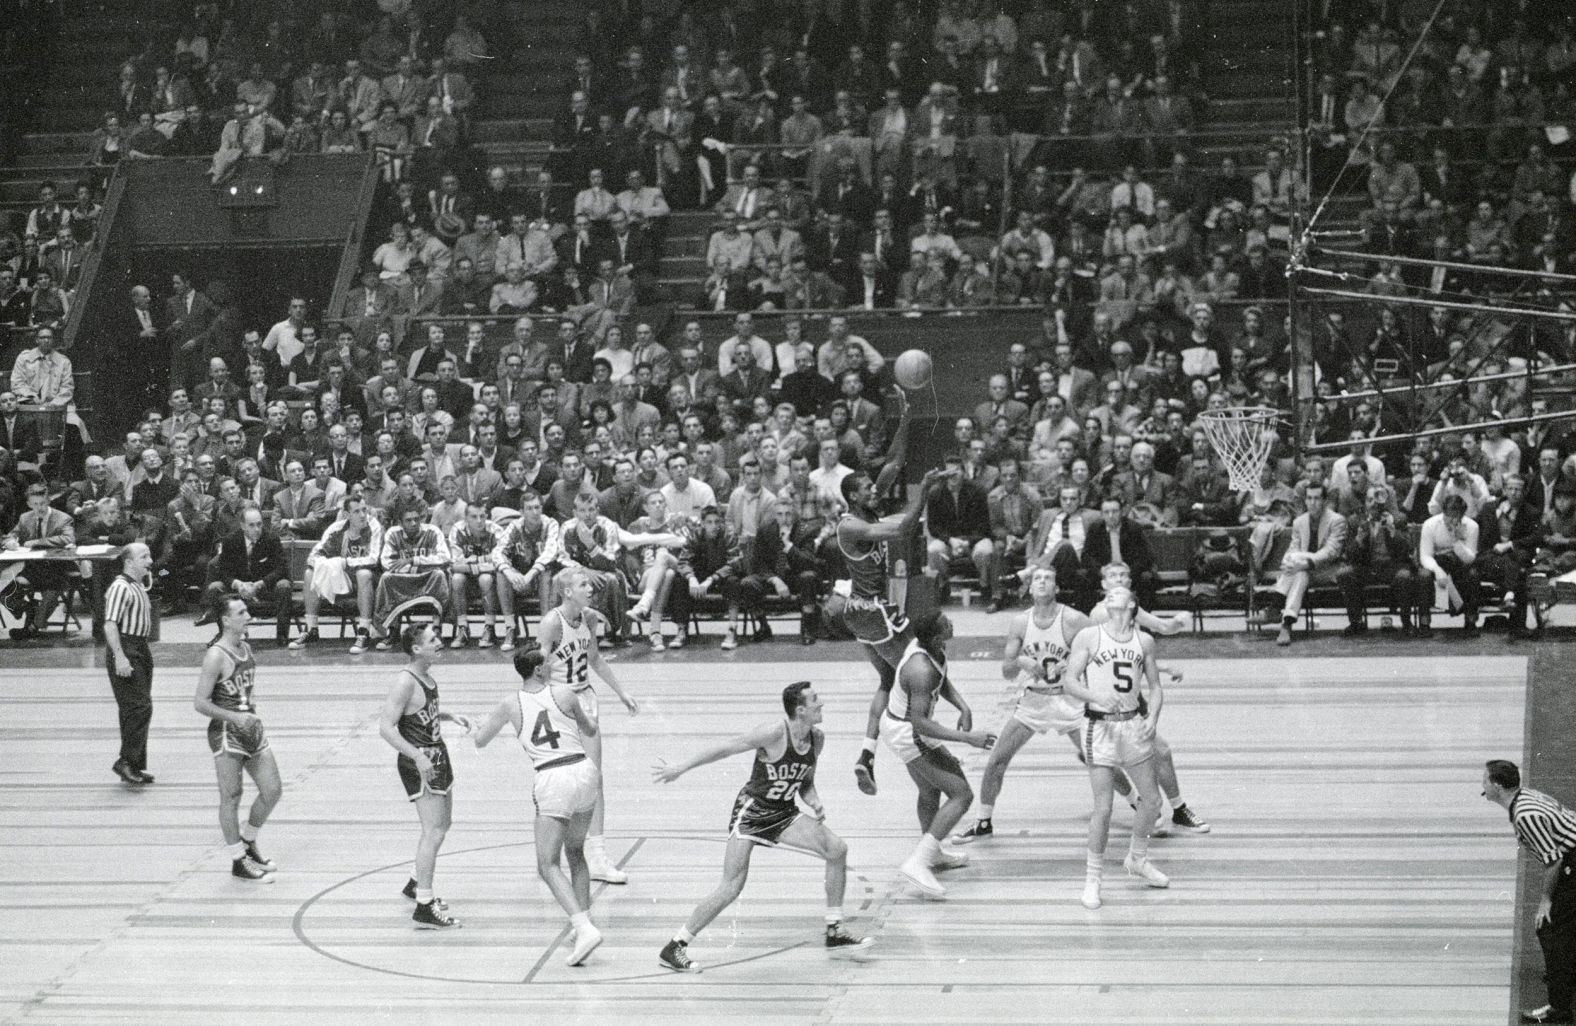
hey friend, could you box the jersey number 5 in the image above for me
[531,710,562,749]
[1113,660,1135,693]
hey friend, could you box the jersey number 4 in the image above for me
[1113,660,1135,693]
[531,710,562,750]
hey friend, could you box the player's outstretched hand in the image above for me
[651,758,682,784]
[623,694,641,716]
[1164,666,1184,683]
[969,731,997,751]
[955,708,974,732]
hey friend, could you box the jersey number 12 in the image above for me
[531,710,562,749]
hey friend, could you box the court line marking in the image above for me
[293,834,871,986]
[521,836,647,984]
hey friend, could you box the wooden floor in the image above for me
[0,644,1526,1025]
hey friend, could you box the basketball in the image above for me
[894,349,933,390]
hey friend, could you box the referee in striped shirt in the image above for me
[1484,759,1576,1024]
[105,543,156,786]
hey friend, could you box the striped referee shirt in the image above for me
[103,573,152,639]
[1510,788,1576,866]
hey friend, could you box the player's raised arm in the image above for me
[870,389,914,496]
[839,467,946,544]
[652,720,782,783]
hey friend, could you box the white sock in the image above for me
[860,738,877,756]
[1129,835,1149,861]
[825,907,842,926]
[416,887,433,904]
[585,835,606,859]
[304,614,318,630]
[240,822,258,843]
[675,927,696,944]
[570,911,592,931]
[977,803,994,819]
[1085,852,1103,879]
[915,835,941,861]
[227,841,246,860]
[1167,794,1183,809]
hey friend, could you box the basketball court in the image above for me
[0,626,1546,1026]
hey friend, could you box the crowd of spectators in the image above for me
[1306,7,1576,290]
[539,0,1219,314]
[6,0,1576,653]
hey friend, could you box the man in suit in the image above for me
[847,252,895,310]
[340,267,399,346]
[674,343,721,406]
[816,160,874,225]
[1110,440,1178,526]
[719,344,773,415]
[806,210,860,288]
[972,375,1032,444]
[163,271,215,391]
[113,285,165,428]
[1100,340,1154,411]
[1080,496,1159,609]
[553,318,595,384]
[1050,340,1101,415]
[0,390,40,466]
[319,423,363,486]
[200,505,294,644]
[426,57,475,121]
[66,454,119,517]
[271,458,326,540]
[925,454,996,602]
[1265,481,1347,646]
[232,458,280,511]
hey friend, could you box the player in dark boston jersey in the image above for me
[653,681,872,973]
[193,594,282,881]
[835,466,946,797]
[378,622,470,928]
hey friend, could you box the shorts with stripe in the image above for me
[1011,688,1084,736]
[841,595,909,645]
[207,717,269,759]
[728,792,800,846]
[397,744,454,799]
[1082,716,1154,769]
[533,757,600,820]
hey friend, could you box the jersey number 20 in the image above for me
[531,710,562,749]
[1113,660,1135,693]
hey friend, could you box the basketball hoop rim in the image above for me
[1197,405,1284,425]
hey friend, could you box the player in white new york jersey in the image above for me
[472,648,605,967]
[1062,587,1170,910]
[953,567,1092,843]
[538,566,641,884]
[1088,561,1211,836]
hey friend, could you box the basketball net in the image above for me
[1198,407,1279,491]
